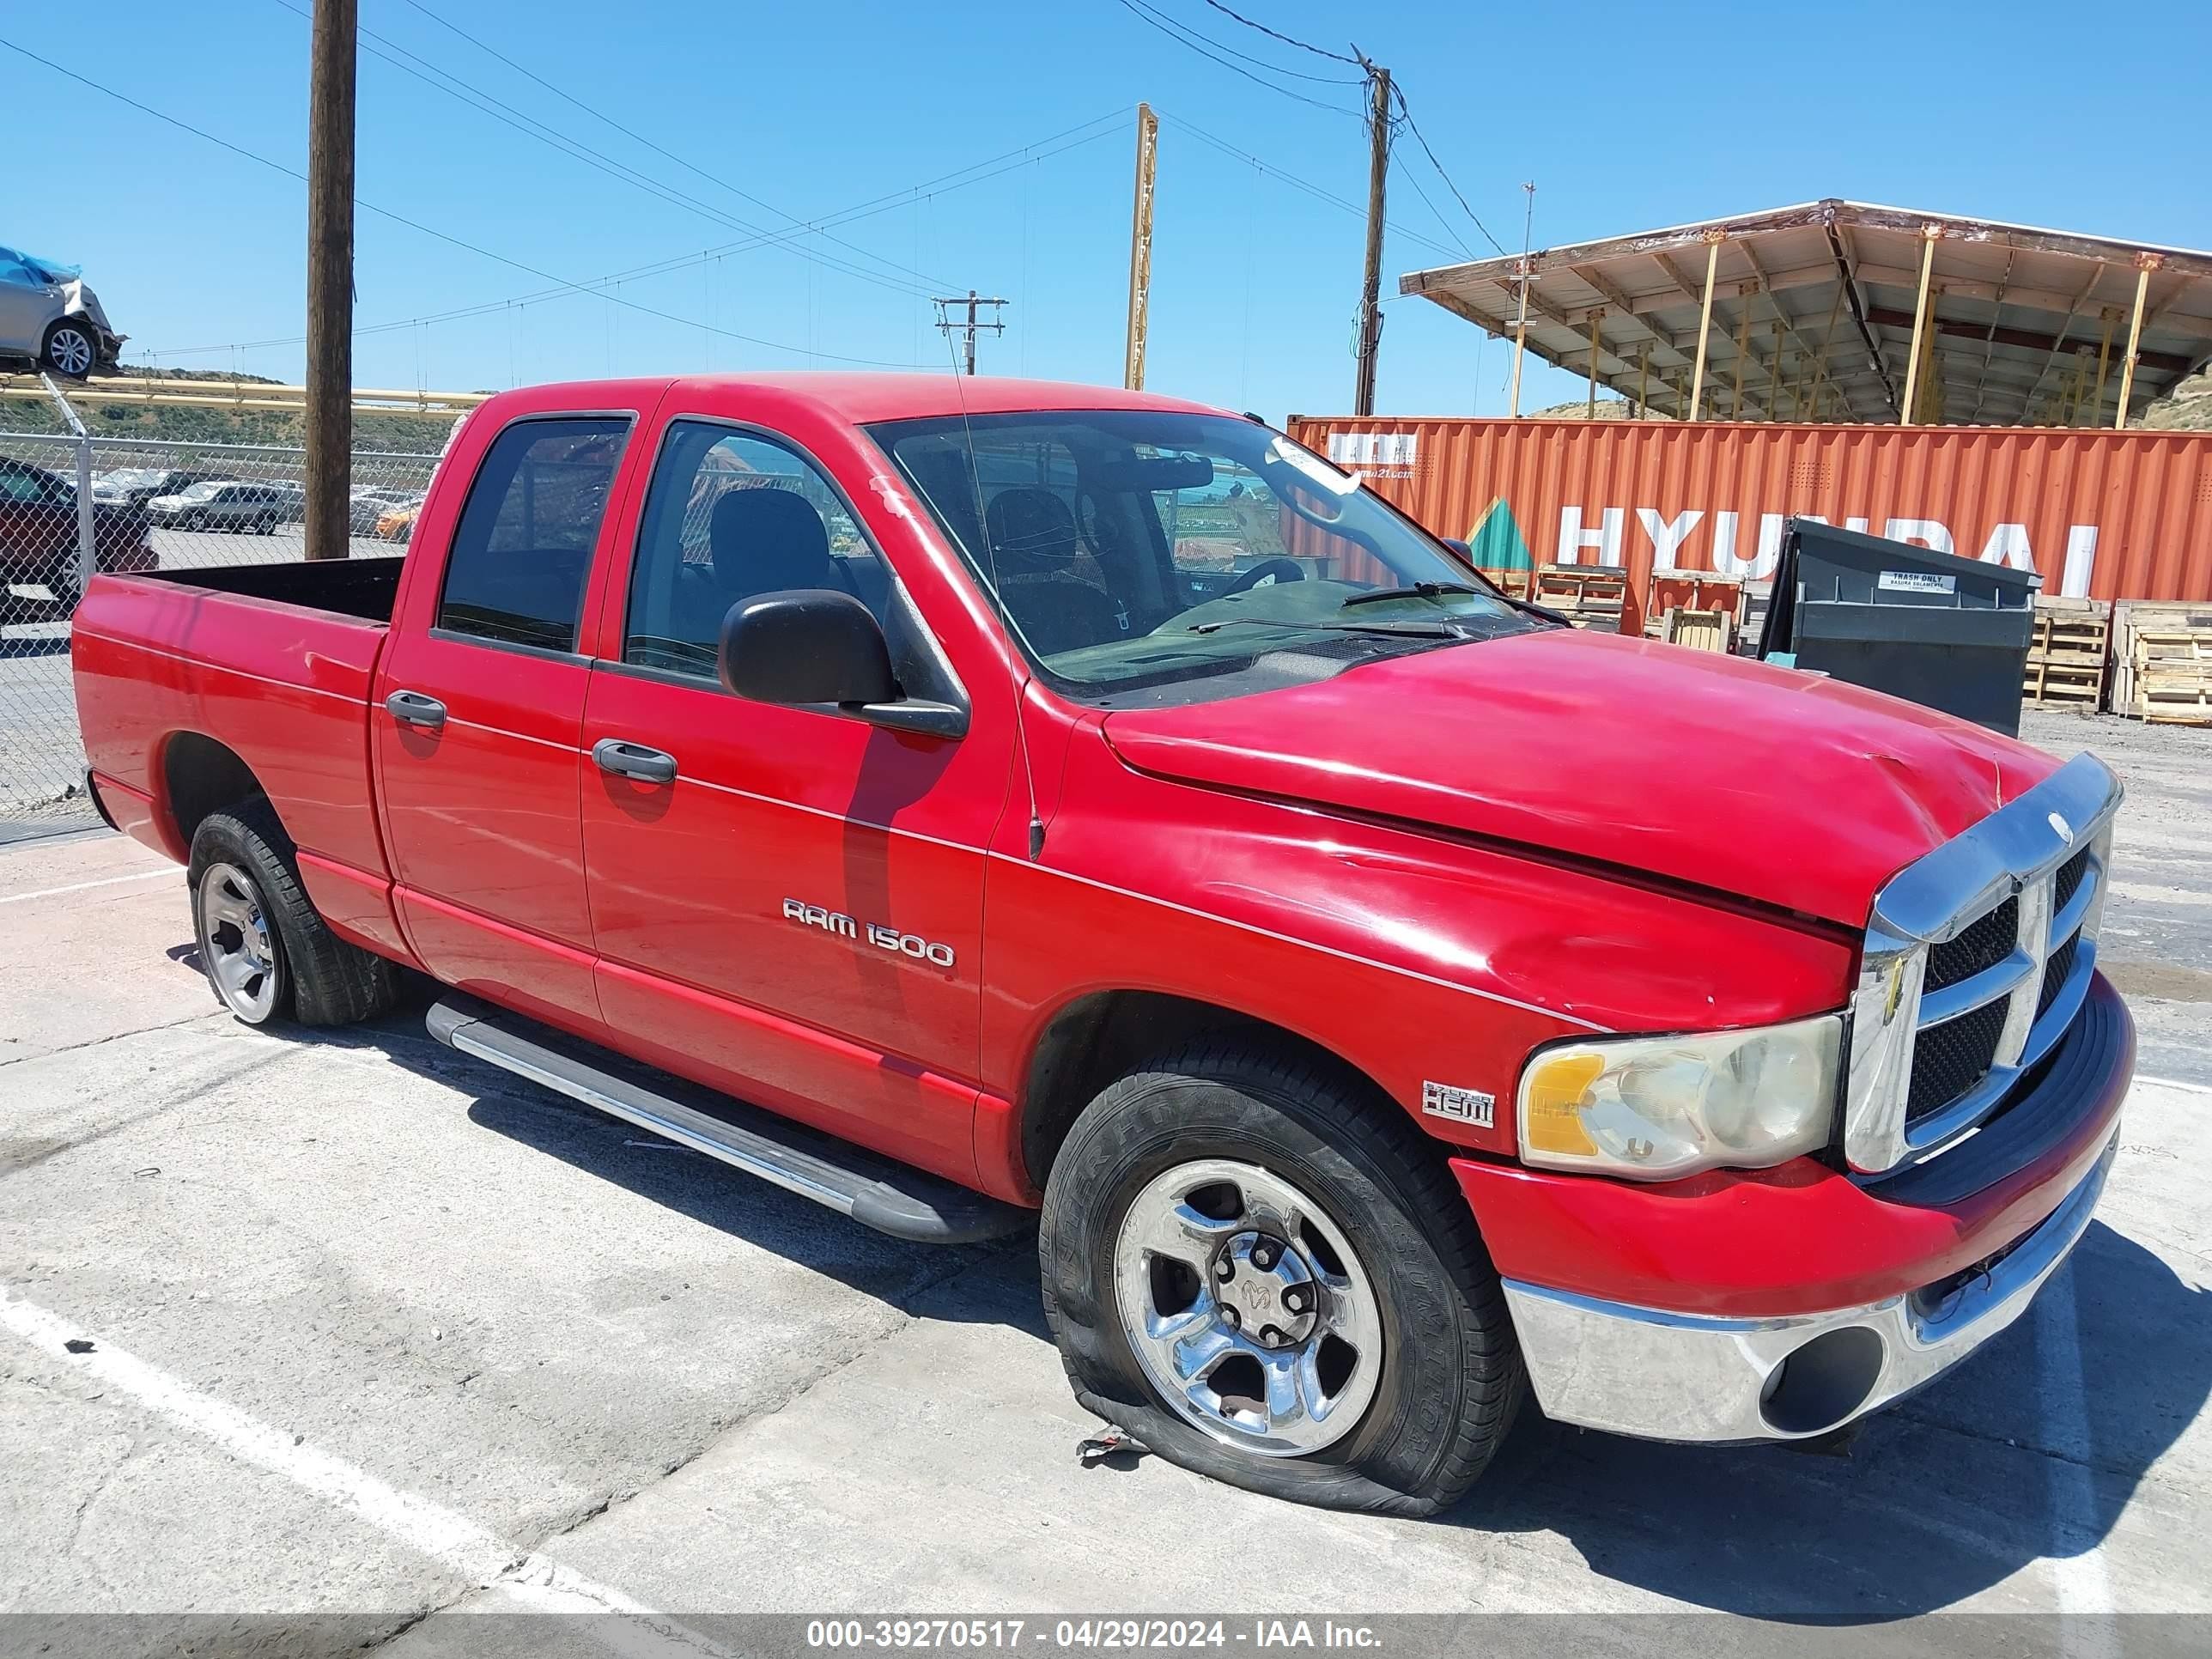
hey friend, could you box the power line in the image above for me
[149,112,1131,359]
[1197,0,1361,65]
[1153,107,1463,263]
[1124,0,1364,82]
[1389,154,1473,260]
[0,34,921,368]
[1110,0,1363,115]
[265,0,947,301]
[392,0,962,295]
[1389,86,1507,257]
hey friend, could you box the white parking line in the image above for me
[0,869,172,905]
[0,1286,727,1656]
[2038,1275,2118,1655]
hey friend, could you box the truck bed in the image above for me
[71,561,398,908]
[127,555,405,623]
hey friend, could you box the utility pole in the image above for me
[1507,183,1534,417]
[1123,103,1159,390]
[1352,61,1391,416]
[933,290,1008,376]
[304,0,356,561]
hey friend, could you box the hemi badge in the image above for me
[1422,1081,1495,1128]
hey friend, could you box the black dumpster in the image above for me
[1756,518,2040,736]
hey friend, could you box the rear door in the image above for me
[575,413,1006,1186]
[374,410,638,1033]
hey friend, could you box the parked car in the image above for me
[374,496,425,542]
[349,486,416,535]
[0,246,125,380]
[0,453,154,607]
[72,374,2132,1516]
[92,467,222,510]
[144,480,288,533]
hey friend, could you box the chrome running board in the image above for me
[428,996,1029,1244]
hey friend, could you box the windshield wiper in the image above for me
[1342,578,1571,629]
[1339,580,1487,610]
[1186,616,1460,639]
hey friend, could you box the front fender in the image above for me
[983,726,1857,1161]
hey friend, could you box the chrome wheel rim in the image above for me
[1113,1157,1384,1457]
[196,860,279,1021]
[49,328,93,376]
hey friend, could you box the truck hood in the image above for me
[1098,627,2056,926]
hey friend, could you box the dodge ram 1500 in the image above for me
[72,373,2132,1514]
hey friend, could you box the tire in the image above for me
[47,564,82,613]
[186,800,397,1027]
[257,514,278,535]
[41,319,96,380]
[1039,1041,1524,1516]
[185,510,207,532]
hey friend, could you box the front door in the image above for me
[374,411,636,1035]
[578,417,1004,1187]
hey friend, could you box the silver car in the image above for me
[0,246,124,379]
[144,480,288,533]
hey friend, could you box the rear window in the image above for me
[437,416,629,653]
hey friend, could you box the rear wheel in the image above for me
[256,513,278,535]
[1039,1040,1524,1515]
[187,801,397,1027]
[41,319,96,379]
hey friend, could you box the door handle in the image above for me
[385,690,447,730]
[592,738,678,785]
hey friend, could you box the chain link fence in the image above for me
[1,428,441,826]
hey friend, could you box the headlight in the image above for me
[1516,1015,1842,1181]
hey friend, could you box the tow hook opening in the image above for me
[1758,1325,1887,1437]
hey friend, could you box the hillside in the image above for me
[5,367,465,453]
[2140,370,2212,431]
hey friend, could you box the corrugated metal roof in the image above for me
[1398,200,2212,428]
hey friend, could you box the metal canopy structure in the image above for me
[1399,200,2212,428]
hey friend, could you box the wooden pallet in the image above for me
[1644,568,1746,642]
[1533,562,1628,631]
[1661,606,1729,653]
[2112,601,2212,717]
[2022,597,2111,707]
[2134,629,2212,724]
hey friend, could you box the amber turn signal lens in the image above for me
[1521,1052,1603,1157]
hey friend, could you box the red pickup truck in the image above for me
[73,374,2131,1516]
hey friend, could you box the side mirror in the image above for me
[720,589,898,708]
[715,591,969,738]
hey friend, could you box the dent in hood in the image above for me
[1099,628,2055,927]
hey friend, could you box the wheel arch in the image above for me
[158,731,274,859]
[1017,989,1395,1193]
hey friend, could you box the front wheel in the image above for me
[184,510,207,532]
[1039,1041,1524,1515]
[41,319,96,379]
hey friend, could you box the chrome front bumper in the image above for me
[1502,1133,2117,1443]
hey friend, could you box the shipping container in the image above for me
[1287,416,2212,635]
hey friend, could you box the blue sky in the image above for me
[9,0,2210,423]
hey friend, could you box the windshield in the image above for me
[870,410,1534,706]
[179,482,221,501]
[98,469,161,489]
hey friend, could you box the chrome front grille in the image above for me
[1843,753,2122,1175]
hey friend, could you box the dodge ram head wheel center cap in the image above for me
[1114,1158,1383,1457]
[198,861,277,1021]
